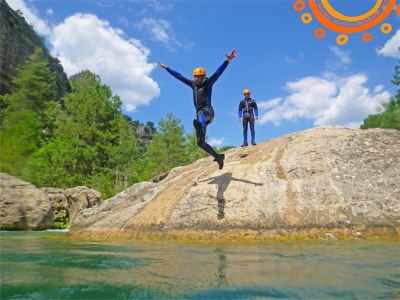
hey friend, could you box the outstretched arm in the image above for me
[208,49,238,85]
[158,60,192,87]
[158,60,167,69]
[225,49,238,62]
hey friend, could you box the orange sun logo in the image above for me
[294,0,398,45]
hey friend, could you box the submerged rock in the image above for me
[68,126,400,240]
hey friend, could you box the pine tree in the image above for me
[24,70,139,197]
[1,48,57,124]
[147,113,188,177]
[185,129,209,162]
[0,48,58,176]
[361,61,400,130]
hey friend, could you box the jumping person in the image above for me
[238,89,258,147]
[157,49,238,170]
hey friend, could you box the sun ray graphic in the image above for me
[294,0,398,45]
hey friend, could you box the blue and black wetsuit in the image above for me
[238,98,258,142]
[165,60,230,158]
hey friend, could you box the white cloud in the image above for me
[119,17,129,27]
[330,46,351,64]
[134,18,191,52]
[46,8,53,16]
[128,0,173,12]
[257,98,282,111]
[284,57,297,64]
[327,46,351,70]
[50,13,160,112]
[147,0,173,12]
[8,0,52,36]
[208,137,224,147]
[376,29,400,58]
[258,74,390,128]
[374,85,384,93]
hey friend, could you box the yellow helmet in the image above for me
[243,89,251,94]
[193,68,206,76]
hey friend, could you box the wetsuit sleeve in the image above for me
[208,60,230,86]
[253,100,258,117]
[238,101,244,118]
[166,67,192,87]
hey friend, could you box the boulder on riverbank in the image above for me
[0,173,53,230]
[0,174,101,230]
[68,126,400,240]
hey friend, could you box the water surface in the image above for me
[0,231,399,299]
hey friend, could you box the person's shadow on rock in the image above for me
[197,172,263,219]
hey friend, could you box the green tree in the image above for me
[0,110,42,175]
[24,70,139,198]
[0,47,58,177]
[146,113,188,177]
[361,61,400,130]
[106,115,139,193]
[215,145,236,153]
[1,48,57,125]
[185,129,209,163]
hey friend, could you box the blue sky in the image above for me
[7,0,400,148]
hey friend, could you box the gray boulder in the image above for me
[68,126,400,240]
[0,174,102,230]
[0,173,53,230]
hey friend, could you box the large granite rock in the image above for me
[0,173,53,230]
[0,173,102,230]
[0,0,70,98]
[68,126,400,240]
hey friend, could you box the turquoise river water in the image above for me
[0,231,399,299]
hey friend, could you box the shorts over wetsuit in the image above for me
[165,60,230,159]
[238,98,258,142]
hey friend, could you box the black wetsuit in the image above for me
[238,98,258,141]
[165,60,230,158]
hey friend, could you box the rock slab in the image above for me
[67,126,399,240]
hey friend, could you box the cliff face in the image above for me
[0,0,69,99]
[68,126,400,240]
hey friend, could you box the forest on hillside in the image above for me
[0,48,234,199]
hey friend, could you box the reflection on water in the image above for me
[0,231,399,299]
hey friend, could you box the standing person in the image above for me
[238,89,258,146]
[157,49,238,170]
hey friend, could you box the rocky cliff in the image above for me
[68,126,400,240]
[0,0,69,98]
